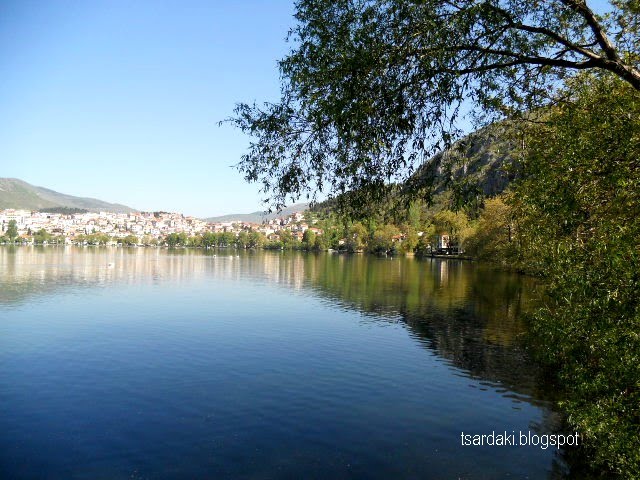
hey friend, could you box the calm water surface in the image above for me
[1,247,573,479]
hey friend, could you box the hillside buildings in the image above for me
[0,209,316,244]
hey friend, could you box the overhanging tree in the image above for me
[229,3,640,475]
[513,72,640,478]
[230,0,639,209]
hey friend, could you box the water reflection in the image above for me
[0,246,578,478]
[295,254,555,403]
[0,247,544,396]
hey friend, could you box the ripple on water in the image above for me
[0,248,568,479]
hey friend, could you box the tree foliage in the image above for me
[229,2,640,474]
[33,228,52,244]
[231,0,639,210]
[465,195,516,262]
[6,220,18,242]
[369,224,400,254]
[509,73,639,477]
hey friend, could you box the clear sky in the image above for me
[0,1,295,217]
[1,1,615,218]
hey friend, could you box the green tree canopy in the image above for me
[122,235,139,246]
[6,220,18,242]
[248,230,266,248]
[432,210,469,241]
[302,228,317,249]
[464,196,515,262]
[510,72,640,477]
[33,228,52,244]
[236,231,250,248]
[369,224,400,254]
[202,232,218,248]
[231,0,640,210]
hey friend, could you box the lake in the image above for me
[0,246,575,479]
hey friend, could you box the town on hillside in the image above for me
[0,206,466,256]
[0,208,323,246]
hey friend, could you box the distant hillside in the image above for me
[409,122,518,197]
[206,203,310,223]
[0,178,136,213]
[310,123,519,217]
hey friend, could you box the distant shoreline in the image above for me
[0,243,474,261]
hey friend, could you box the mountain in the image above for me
[206,203,310,223]
[310,123,518,217]
[0,178,136,213]
[411,122,517,197]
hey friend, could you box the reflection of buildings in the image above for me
[1,247,546,404]
[1,247,575,478]
[0,247,312,307]
[439,258,449,284]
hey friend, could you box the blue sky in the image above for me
[1,1,614,217]
[0,1,295,217]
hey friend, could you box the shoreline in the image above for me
[0,243,475,260]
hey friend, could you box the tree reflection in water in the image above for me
[1,246,593,477]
